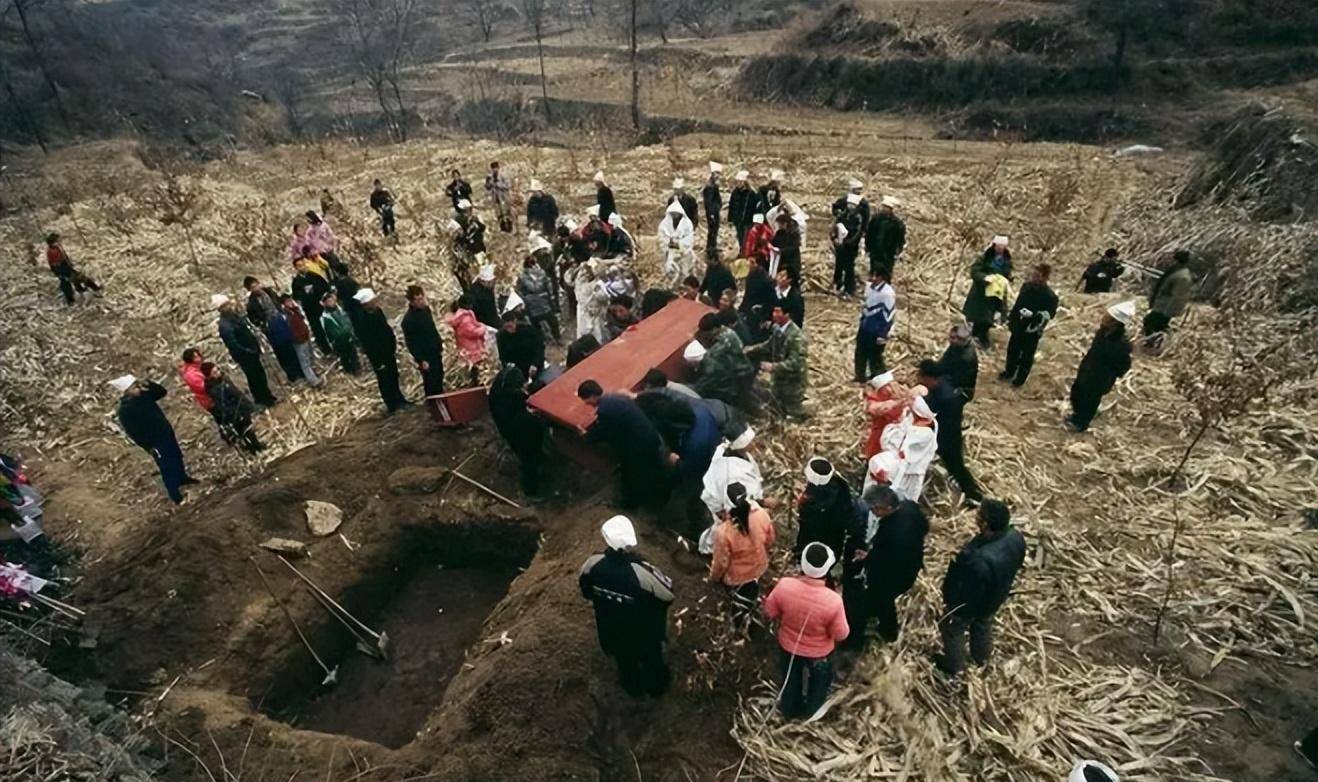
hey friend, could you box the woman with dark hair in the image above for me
[708,482,776,618]
[488,366,548,501]
[201,362,265,454]
[305,211,348,276]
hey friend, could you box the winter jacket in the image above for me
[747,321,807,388]
[1008,281,1059,334]
[774,284,805,328]
[321,307,356,349]
[219,312,262,362]
[526,193,559,233]
[306,222,337,256]
[831,195,870,227]
[709,507,776,587]
[266,311,295,348]
[206,376,257,428]
[497,325,545,378]
[772,226,802,273]
[245,288,280,331]
[179,362,213,411]
[937,342,978,402]
[579,548,674,655]
[699,264,736,303]
[795,476,866,561]
[859,281,896,340]
[925,380,965,452]
[585,394,666,467]
[117,382,175,449]
[740,267,777,323]
[741,223,774,265]
[402,305,443,365]
[864,500,928,596]
[865,212,906,266]
[834,209,864,252]
[285,305,312,344]
[1074,324,1132,394]
[763,576,849,658]
[516,266,555,318]
[489,382,547,456]
[962,249,1013,325]
[445,178,473,210]
[1151,265,1193,318]
[727,186,758,229]
[446,309,488,363]
[468,283,500,330]
[357,307,397,366]
[692,329,756,405]
[596,185,617,222]
[702,181,722,225]
[605,227,635,259]
[291,271,331,321]
[370,187,394,213]
[757,184,782,214]
[1080,257,1124,293]
[676,399,721,480]
[942,527,1027,618]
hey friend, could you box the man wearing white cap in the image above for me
[579,515,675,697]
[525,179,559,236]
[1065,301,1134,433]
[702,163,723,261]
[666,176,698,227]
[763,541,850,719]
[832,192,866,297]
[468,264,501,329]
[113,375,197,504]
[603,212,634,260]
[727,170,757,247]
[354,288,410,414]
[795,458,866,563]
[758,170,783,214]
[657,200,696,286]
[865,195,905,277]
[832,178,871,226]
[215,294,278,408]
[484,161,513,233]
[593,171,617,226]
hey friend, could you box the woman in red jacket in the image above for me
[763,542,850,719]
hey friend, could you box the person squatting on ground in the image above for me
[401,285,446,400]
[1001,263,1059,387]
[1066,301,1135,433]
[855,268,896,382]
[579,516,675,697]
[489,365,548,502]
[763,542,850,720]
[935,499,1026,675]
[850,484,928,647]
[354,288,410,414]
[45,233,102,305]
[112,375,197,504]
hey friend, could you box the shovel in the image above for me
[250,557,338,686]
[274,555,390,660]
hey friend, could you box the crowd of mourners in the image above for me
[46,159,1205,778]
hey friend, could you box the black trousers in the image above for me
[148,437,190,504]
[1142,311,1171,349]
[853,332,886,381]
[778,649,833,719]
[371,356,407,411]
[609,641,670,697]
[418,355,445,397]
[223,414,265,454]
[335,343,362,375]
[378,206,396,236]
[939,608,995,675]
[514,442,544,496]
[237,355,277,406]
[971,320,993,348]
[272,343,304,383]
[530,312,561,343]
[1068,376,1108,432]
[832,246,858,295]
[734,223,749,249]
[55,269,100,304]
[840,566,868,649]
[706,216,720,260]
[938,433,983,501]
[1003,330,1041,385]
[305,307,331,354]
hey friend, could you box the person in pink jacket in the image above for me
[287,221,313,263]
[446,294,489,385]
[763,541,849,719]
[304,210,347,275]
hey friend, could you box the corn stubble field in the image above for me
[1,108,1315,779]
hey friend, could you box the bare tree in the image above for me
[520,0,553,121]
[321,0,431,140]
[460,0,501,42]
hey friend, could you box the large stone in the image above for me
[386,466,449,495]
[305,500,344,537]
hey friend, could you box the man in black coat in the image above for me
[112,375,196,504]
[526,181,559,236]
[865,196,906,277]
[757,171,783,214]
[593,172,617,223]
[773,267,805,328]
[936,499,1026,675]
[497,313,546,379]
[1001,264,1060,387]
[291,257,332,353]
[401,285,445,398]
[833,195,865,297]
[702,165,723,261]
[918,360,984,504]
[668,177,699,228]
[852,485,928,645]
[243,276,280,331]
[1065,302,1134,433]
[937,325,979,403]
[354,288,409,413]
[579,515,675,697]
[216,295,277,407]
[370,179,396,236]
[1080,248,1125,293]
[831,179,871,226]
[727,172,757,248]
[698,256,736,306]
[797,457,869,646]
[468,267,501,329]
[579,380,670,509]
[444,169,472,211]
